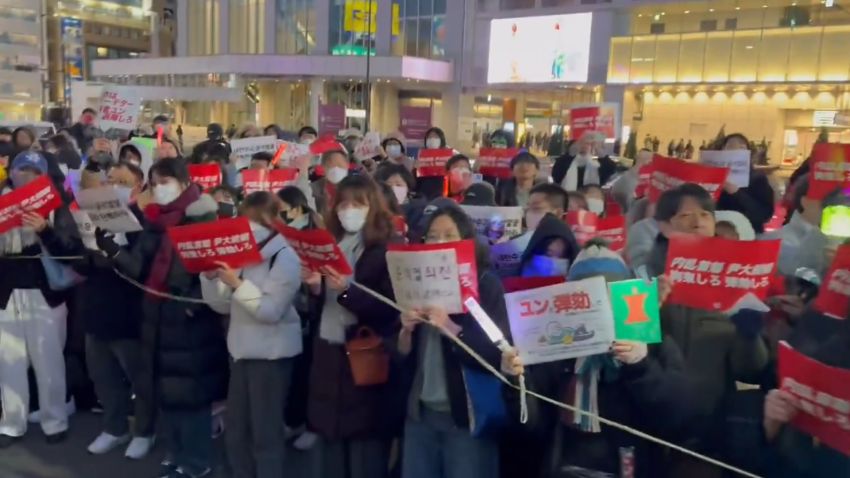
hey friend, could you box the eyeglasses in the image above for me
[424,234,462,243]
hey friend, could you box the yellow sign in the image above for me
[344,1,400,36]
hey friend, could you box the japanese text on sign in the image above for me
[188,163,222,191]
[0,176,62,234]
[814,245,850,319]
[648,155,729,203]
[274,225,353,275]
[98,86,141,131]
[76,186,142,233]
[230,136,278,170]
[167,217,262,273]
[241,169,299,195]
[808,143,850,200]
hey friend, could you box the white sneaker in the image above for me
[124,436,155,460]
[28,398,76,424]
[292,431,318,451]
[87,432,131,454]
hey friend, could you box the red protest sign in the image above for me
[388,239,479,306]
[309,136,345,155]
[814,245,850,320]
[241,168,299,196]
[778,342,850,457]
[502,276,565,293]
[635,163,653,199]
[477,148,519,179]
[597,215,627,253]
[167,217,263,273]
[392,215,408,238]
[274,224,353,275]
[808,143,850,200]
[648,155,729,203]
[188,163,222,191]
[0,176,62,234]
[416,148,454,177]
[665,235,781,311]
[569,105,617,140]
[564,210,598,246]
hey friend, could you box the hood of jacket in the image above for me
[521,213,579,264]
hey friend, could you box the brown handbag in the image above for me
[345,326,390,386]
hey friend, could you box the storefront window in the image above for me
[230,0,266,54]
[187,0,221,55]
[391,0,446,58]
[329,1,378,56]
[277,0,315,54]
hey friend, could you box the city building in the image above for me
[0,0,46,121]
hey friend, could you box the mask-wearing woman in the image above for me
[303,174,402,478]
[201,191,303,478]
[11,126,35,155]
[716,133,775,234]
[95,158,228,477]
[445,155,473,203]
[277,185,321,231]
[415,128,451,201]
[374,163,427,242]
[398,205,512,478]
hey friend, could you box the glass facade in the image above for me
[187,0,221,55]
[329,0,380,56]
[230,0,266,53]
[276,0,316,54]
[392,0,447,58]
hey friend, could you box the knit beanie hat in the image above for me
[568,238,632,283]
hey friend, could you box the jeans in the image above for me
[226,358,294,478]
[85,335,155,437]
[402,407,498,478]
[161,406,213,475]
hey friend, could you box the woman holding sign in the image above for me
[304,175,402,478]
[397,204,511,478]
[715,133,775,234]
[95,158,228,478]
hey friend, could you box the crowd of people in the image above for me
[0,109,847,478]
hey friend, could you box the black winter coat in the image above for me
[716,172,775,234]
[551,154,619,188]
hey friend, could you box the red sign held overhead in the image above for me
[808,143,850,200]
[167,217,263,273]
[416,148,455,178]
[477,148,520,179]
[241,169,299,196]
[648,155,729,203]
[569,104,617,140]
[188,163,222,191]
[665,235,781,311]
[814,245,850,320]
[0,176,62,234]
[563,211,627,253]
[274,224,353,275]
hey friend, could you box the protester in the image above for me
[716,133,775,233]
[96,158,228,478]
[303,175,402,478]
[249,151,273,170]
[567,191,588,212]
[194,123,232,157]
[423,127,447,150]
[310,149,349,216]
[68,108,97,149]
[612,148,653,211]
[0,151,82,447]
[445,154,473,202]
[552,132,618,191]
[238,124,262,139]
[119,143,143,168]
[297,126,318,145]
[763,175,827,276]
[714,210,756,241]
[156,139,181,161]
[461,182,496,207]
[12,126,36,155]
[398,204,510,478]
[518,213,579,277]
[44,134,82,171]
[373,163,426,240]
[580,184,606,216]
[210,185,237,218]
[0,126,13,144]
[495,152,541,207]
[263,124,284,139]
[201,191,302,478]
[381,135,408,168]
[488,129,515,149]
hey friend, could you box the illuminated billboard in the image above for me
[487,13,592,84]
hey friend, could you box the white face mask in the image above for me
[300,137,315,145]
[249,221,272,244]
[391,185,408,205]
[525,210,546,231]
[153,182,181,205]
[386,144,403,158]
[326,166,348,185]
[338,207,369,233]
[426,137,442,149]
[587,198,605,215]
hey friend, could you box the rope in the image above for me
[7,255,762,478]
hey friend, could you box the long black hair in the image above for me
[277,185,321,228]
[422,205,491,272]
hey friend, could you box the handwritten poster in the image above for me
[98,85,142,131]
[699,150,751,188]
[230,136,278,170]
[76,185,142,233]
[386,248,463,313]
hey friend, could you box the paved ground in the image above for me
[0,411,316,478]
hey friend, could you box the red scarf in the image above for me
[143,185,200,300]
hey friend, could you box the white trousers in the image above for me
[0,289,68,437]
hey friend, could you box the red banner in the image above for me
[388,239,479,306]
[814,245,850,320]
[569,105,617,140]
[309,136,346,155]
[635,163,653,199]
[778,342,850,457]
[188,163,222,191]
[477,148,520,179]
[648,155,729,203]
[392,215,408,239]
[416,148,454,177]
[665,235,781,311]
[167,217,263,273]
[274,224,353,275]
[241,168,299,196]
[0,176,62,234]
[502,276,565,293]
[808,143,850,200]
[563,212,626,252]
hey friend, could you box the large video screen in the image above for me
[487,13,592,84]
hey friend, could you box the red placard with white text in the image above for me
[388,239,479,306]
[635,163,653,199]
[569,105,617,140]
[813,245,850,320]
[416,148,454,177]
[167,217,263,273]
[648,155,729,203]
[188,163,222,191]
[0,175,62,234]
[597,216,627,253]
[807,143,850,200]
[241,169,299,195]
[665,235,781,311]
[564,210,598,246]
[778,342,850,457]
[477,148,520,179]
[274,224,353,275]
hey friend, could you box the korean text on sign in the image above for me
[648,155,729,203]
[0,176,62,234]
[76,185,142,234]
[167,217,263,273]
[274,224,353,275]
[505,276,615,365]
[387,248,463,313]
[98,85,142,131]
[665,235,781,312]
[388,240,480,310]
[808,143,850,200]
[778,341,850,457]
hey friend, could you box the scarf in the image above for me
[561,355,620,433]
[319,232,364,343]
[562,154,600,192]
[143,185,200,300]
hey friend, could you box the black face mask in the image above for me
[281,211,294,224]
[217,202,236,218]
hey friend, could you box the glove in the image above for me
[729,308,764,340]
[94,227,121,258]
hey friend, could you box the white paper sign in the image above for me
[490,237,525,278]
[387,248,463,314]
[76,186,142,233]
[97,85,142,131]
[276,140,312,167]
[699,150,751,188]
[505,276,615,365]
[230,135,278,170]
[354,132,382,161]
[460,205,524,243]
